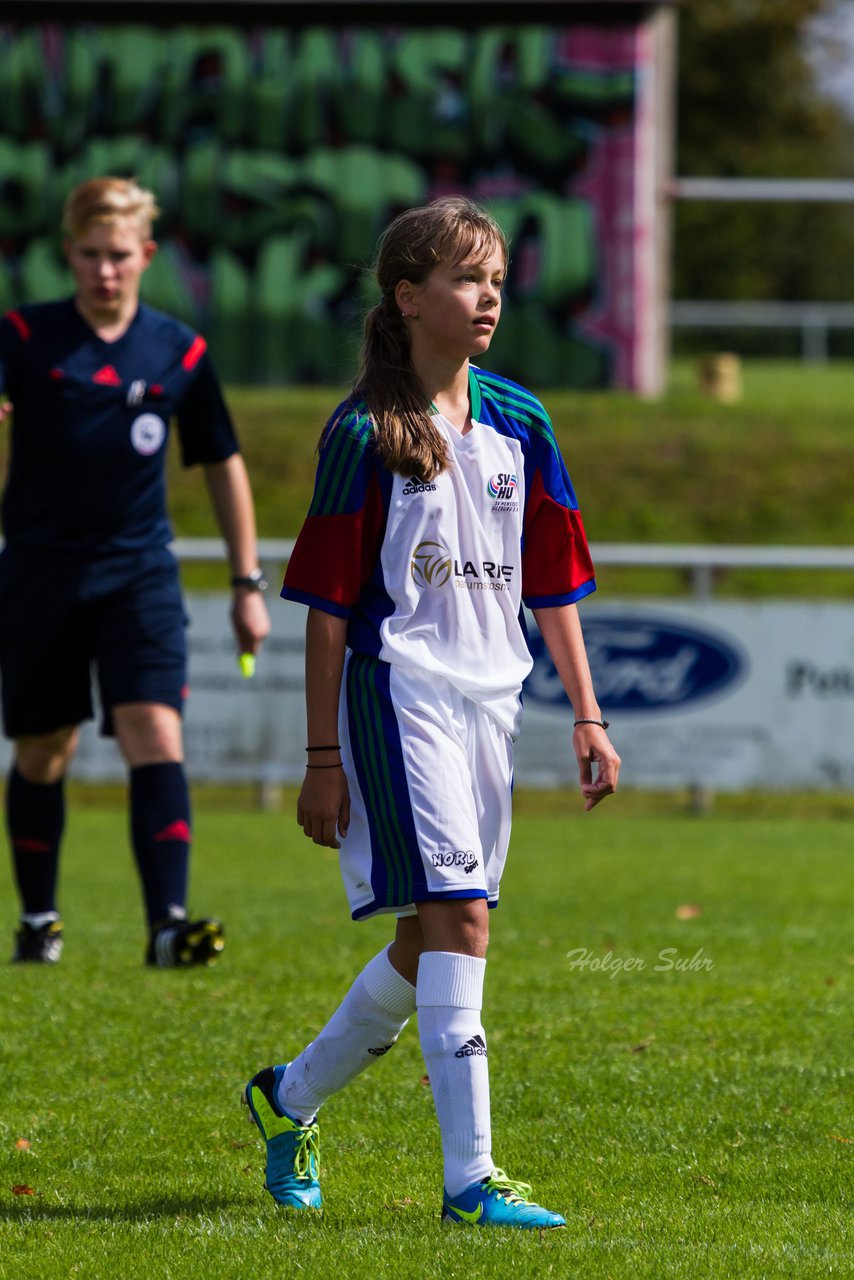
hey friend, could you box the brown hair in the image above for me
[62,177,161,240]
[351,196,508,481]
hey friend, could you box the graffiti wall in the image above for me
[0,19,664,389]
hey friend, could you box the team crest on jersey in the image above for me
[130,413,166,456]
[487,472,519,512]
[411,540,452,587]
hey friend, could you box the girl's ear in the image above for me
[395,280,418,319]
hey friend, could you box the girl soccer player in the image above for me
[244,196,620,1229]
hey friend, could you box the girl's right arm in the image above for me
[296,607,351,849]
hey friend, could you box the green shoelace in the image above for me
[291,1122,320,1180]
[482,1170,534,1204]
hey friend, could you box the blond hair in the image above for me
[62,177,160,240]
[351,196,508,482]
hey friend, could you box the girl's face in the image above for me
[397,246,505,365]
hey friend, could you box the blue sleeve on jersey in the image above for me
[470,368,596,604]
[175,353,239,467]
[0,313,25,397]
[283,405,387,613]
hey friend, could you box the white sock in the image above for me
[416,950,493,1198]
[21,911,60,929]
[277,945,416,1123]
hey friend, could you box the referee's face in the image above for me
[65,217,156,328]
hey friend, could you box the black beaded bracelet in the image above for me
[306,744,341,752]
[574,717,610,730]
[305,762,344,770]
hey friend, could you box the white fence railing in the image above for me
[175,538,854,603]
[669,300,854,362]
[2,540,849,795]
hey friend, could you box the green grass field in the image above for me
[2,794,851,1279]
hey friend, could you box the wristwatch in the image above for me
[230,568,268,591]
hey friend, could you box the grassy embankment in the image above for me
[161,359,854,598]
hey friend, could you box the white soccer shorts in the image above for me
[339,652,514,921]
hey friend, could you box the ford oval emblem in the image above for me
[525,613,747,713]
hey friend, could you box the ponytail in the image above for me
[354,297,449,483]
[331,196,507,482]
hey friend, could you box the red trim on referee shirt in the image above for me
[181,336,207,371]
[92,365,122,386]
[6,310,31,341]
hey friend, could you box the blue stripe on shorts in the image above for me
[345,654,428,910]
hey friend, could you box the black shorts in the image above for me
[0,546,188,739]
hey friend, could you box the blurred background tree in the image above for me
[674,0,854,312]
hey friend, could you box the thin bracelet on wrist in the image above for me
[305,762,344,770]
[306,744,341,752]
[574,717,610,730]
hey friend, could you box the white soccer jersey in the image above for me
[283,366,596,735]
[373,413,529,733]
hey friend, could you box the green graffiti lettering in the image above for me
[158,26,250,145]
[0,21,639,387]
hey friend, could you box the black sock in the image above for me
[129,762,192,928]
[6,767,64,916]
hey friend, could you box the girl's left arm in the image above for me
[531,602,620,810]
[297,607,351,848]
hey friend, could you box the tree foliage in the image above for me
[674,0,854,302]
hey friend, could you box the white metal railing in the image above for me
[669,177,854,203]
[668,177,854,361]
[669,299,854,362]
[173,538,854,603]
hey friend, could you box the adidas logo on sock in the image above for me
[367,1042,394,1057]
[454,1034,487,1058]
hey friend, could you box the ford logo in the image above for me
[525,613,747,712]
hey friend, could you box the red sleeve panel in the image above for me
[283,470,386,614]
[522,468,596,606]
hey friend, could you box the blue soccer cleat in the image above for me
[242,1065,322,1209]
[442,1168,566,1229]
